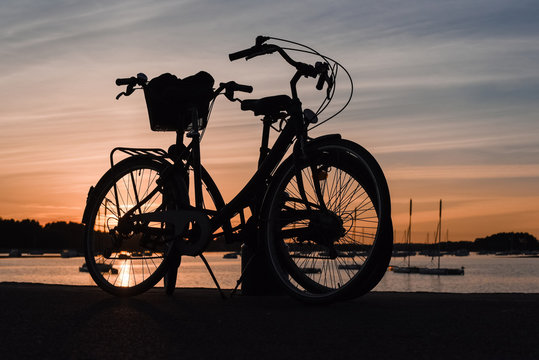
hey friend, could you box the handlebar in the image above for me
[115,77,136,86]
[115,71,253,103]
[115,73,147,87]
[216,81,253,102]
[224,81,253,94]
[115,73,148,100]
[228,36,273,61]
[229,46,261,61]
[228,36,333,98]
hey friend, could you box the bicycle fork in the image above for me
[291,132,345,259]
[293,133,328,212]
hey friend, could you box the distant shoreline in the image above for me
[0,249,241,257]
[2,250,539,258]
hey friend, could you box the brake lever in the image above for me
[326,76,334,99]
[115,84,136,100]
[256,35,270,46]
[315,62,333,98]
[224,87,237,102]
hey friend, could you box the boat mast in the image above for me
[407,199,412,267]
[437,199,442,269]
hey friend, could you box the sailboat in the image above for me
[390,199,464,275]
[390,199,420,273]
[418,199,464,275]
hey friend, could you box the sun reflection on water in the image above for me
[118,260,131,287]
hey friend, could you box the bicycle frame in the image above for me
[187,98,303,235]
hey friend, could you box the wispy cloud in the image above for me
[387,164,539,181]
[1,0,538,238]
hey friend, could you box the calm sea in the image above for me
[1,252,538,293]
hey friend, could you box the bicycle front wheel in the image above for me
[83,156,188,296]
[262,139,393,303]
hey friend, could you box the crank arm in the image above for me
[130,209,211,256]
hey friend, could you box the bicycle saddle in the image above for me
[241,95,292,116]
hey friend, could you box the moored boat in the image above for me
[79,262,118,274]
[9,249,22,257]
[390,266,420,274]
[418,267,464,275]
[61,249,79,258]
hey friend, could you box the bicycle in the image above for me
[82,36,393,303]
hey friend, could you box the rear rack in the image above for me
[109,147,169,167]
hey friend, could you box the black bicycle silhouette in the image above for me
[82,36,393,303]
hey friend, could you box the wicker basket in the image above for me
[143,72,214,132]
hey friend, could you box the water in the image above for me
[1,253,538,293]
[382,254,539,293]
[0,252,242,289]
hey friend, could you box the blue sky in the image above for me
[1,0,538,241]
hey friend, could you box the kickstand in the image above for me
[199,254,227,299]
[230,252,257,297]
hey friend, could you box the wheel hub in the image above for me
[308,210,345,253]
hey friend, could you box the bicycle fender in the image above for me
[81,186,95,225]
[81,154,188,226]
[306,134,341,147]
[290,134,343,169]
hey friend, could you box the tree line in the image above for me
[393,231,538,252]
[0,217,536,253]
[0,218,241,253]
[0,218,84,252]
[473,232,539,251]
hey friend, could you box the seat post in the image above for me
[258,117,272,168]
[175,131,184,147]
[187,108,203,208]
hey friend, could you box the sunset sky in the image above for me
[1,0,538,242]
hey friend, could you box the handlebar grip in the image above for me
[235,83,253,93]
[115,77,136,86]
[229,46,259,61]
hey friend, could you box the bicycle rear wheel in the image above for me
[262,139,393,303]
[83,156,187,296]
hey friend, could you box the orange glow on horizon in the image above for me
[1,2,539,243]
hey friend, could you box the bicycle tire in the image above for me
[83,156,188,296]
[261,138,393,303]
[324,139,394,299]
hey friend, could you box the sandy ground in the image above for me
[1,282,538,360]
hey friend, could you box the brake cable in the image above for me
[267,37,354,130]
